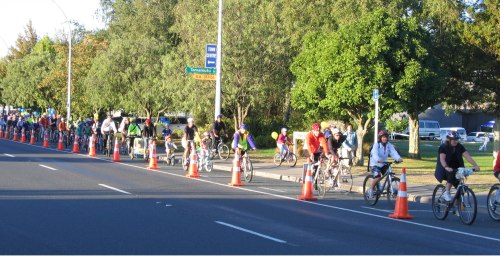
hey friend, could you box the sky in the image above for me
[0,0,105,58]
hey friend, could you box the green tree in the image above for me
[6,20,38,61]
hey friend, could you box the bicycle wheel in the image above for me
[243,158,253,182]
[487,184,500,221]
[287,153,297,167]
[273,153,282,166]
[205,158,213,172]
[218,144,230,160]
[363,175,380,206]
[458,187,477,225]
[387,177,400,207]
[315,168,326,198]
[182,156,188,171]
[339,165,353,193]
[432,184,449,220]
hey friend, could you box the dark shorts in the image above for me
[494,171,500,180]
[370,165,389,178]
[445,169,460,188]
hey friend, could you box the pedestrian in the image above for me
[343,123,358,164]
[478,134,489,151]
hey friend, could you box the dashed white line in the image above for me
[98,184,132,195]
[215,221,287,244]
[3,153,15,157]
[39,164,57,171]
[259,187,286,193]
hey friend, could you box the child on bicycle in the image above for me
[232,124,257,158]
[276,127,292,161]
[165,134,177,157]
[367,130,403,199]
[200,132,211,158]
[162,123,173,143]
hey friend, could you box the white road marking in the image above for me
[19,142,500,243]
[3,153,15,157]
[39,164,57,171]
[361,206,393,213]
[98,184,132,195]
[259,187,286,193]
[215,221,287,244]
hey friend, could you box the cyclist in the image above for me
[367,130,403,199]
[83,122,92,146]
[16,116,29,135]
[57,117,69,142]
[327,128,346,164]
[494,150,500,202]
[200,132,212,158]
[91,117,101,135]
[161,122,173,142]
[211,114,227,152]
[39,113,49,137]
[182,117,200,163]
[232,124,257,158]
[165,134,178,157]
[118,117,130,146]
[276,127,292,161]
[127,118,142,156]
[49,114,58,138]
[101,114,117,153]
[305,123,330,164]
[436,131,480,201]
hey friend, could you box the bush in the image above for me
[253,135,276,148]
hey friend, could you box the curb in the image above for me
[213,164,432,204]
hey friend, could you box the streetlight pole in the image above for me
[214,0,223,119]
[51,0,71,122]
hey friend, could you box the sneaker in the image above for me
[443,191,452,202]
[367,189,374,199]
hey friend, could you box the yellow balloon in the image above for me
[271,132,278,140]
[320,121,329,129]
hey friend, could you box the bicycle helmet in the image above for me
[239,124,247,130]
[187,117,194,123]
[202,132,210,136]
[331,128,341,135]
[446,131,459,140]
[217,114,223,119]
[281,127,287,133]
[145,119,151,125]
[311,123,320,131]
[378,130,389,139]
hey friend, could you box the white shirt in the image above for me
[101,119,117,133]
[369,142,401,168]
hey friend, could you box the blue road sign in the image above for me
[206,44,217,68]
[373,89,379,101]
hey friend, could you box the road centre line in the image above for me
[98,184,132,195]
[3,153,15,157]
[39,164,57,171]
[215,221,287,244]
[258,187,286,193]
[14,142,500,243]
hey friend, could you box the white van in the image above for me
[405,120,441,140]
[440,127,467,142]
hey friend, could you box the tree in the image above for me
[6,20,38,61]
[291,10,445,163]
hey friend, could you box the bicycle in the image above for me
[306,154,328,198]
[198,149,214,172]
[432,168,477,225]
[486,183,500,221]
[240,150,254,182]
[164,148,176,166]
[325,156,353,194]
[211,136,230,160]
[103,132,114,158]
[363,161,401,206]
[273,144,297,167]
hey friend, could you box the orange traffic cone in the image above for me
[88,134,96,157]
[389,168,414,219]
[298,164,318,201]
[228,155,244,186]
[112,137,121,162]
[186,148,200,178]
[30,129,36,145]
[72,134,80,153]
[13,129,18,141]
[147,140,159,170]
[4,127,8,139]
[43,130,49,148]
[21,128,27,143]
[57,132,64,150]
[0,126,3,139]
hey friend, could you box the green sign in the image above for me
[185,67,216,75]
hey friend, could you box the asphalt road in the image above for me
[0,139,498,254]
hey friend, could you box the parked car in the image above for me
[440,127,467,142]
[467,132,487,142]
[405,120,441,140]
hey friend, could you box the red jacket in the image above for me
[305,131,329,156]
[40,117,49,128]
[495,151,500,172]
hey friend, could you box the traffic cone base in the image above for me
[228,157,244,186]
[298,165,317,201]
[186,149,199,177]
[147,141,159,170]
[21,129,27,143]
[43,130,49,148]
[112,138,121,162]
[0,128,3,139]
[389,168,413,219]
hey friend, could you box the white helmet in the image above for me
[281,127,287,133]
[187,117,194,123]
[331,128,341,135]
